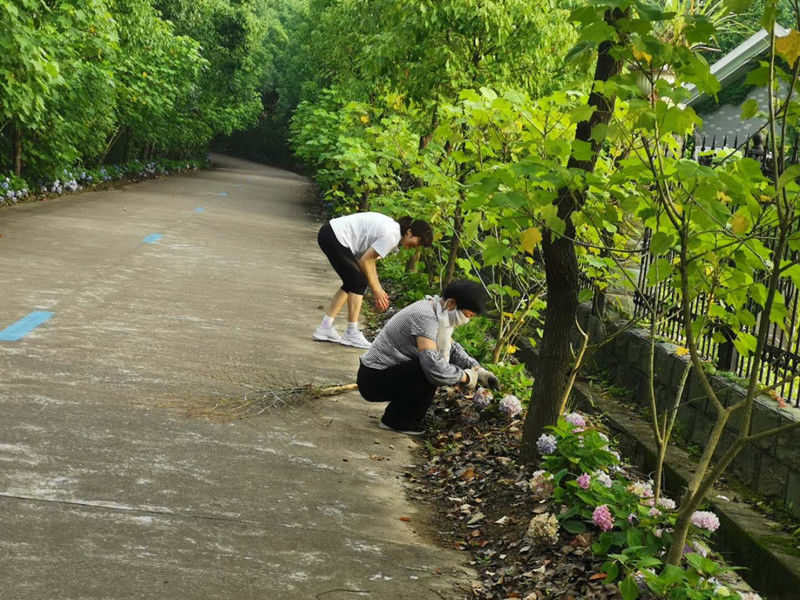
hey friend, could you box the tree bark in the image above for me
[443,198,462,288]
[520,9,626,463]
[12,122,22,177]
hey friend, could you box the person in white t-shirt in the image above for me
[313,212,433,349]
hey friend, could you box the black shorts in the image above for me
[318,222,368,295]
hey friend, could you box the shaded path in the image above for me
[0,155,470,599]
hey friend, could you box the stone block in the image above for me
[751,398,783,453]
[757,455,790,501]
[652,344,675,388]
[627,331,648,366]
[690,410,713,446]
[684,372,709,415]
[775,417,800,466]
[785,471,800,519]
[731,444,761,487]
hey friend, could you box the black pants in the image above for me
[357,358,437,430]
[317,222,368,294]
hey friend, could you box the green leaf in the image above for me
[724,0,754,12]
[619,575,640,600]
[777,164,800,190]
[741,98,759,120]
[649,231,674,255]
[646,258,673,285]
[602,561,619,583]
[745,64,770,87]
[562,520,587,534]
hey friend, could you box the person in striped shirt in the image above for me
[357,280,499,435]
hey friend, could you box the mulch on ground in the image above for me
[405,388,624,600]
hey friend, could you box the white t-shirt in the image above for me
[329,212,402,258]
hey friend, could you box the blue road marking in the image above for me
[0,311,54,341]
[142,233,163,244]
[194,207,206,213]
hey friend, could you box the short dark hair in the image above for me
[442,279,488,314]
[397,216,434,247]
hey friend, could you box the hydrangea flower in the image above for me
[648,507,662,517]
[499,394,522,417]
[592,505,614,531]
[576,473,591,489]
[1,181,8,190]
[536,433,557,455]
[472,387,492,410]
[657,497,676,510]
[526,512,559,545]
[529,470,554,500]
[691,510,720,532]
[594,471,614,487]
[564,412,586,427]
[628,480,654,499]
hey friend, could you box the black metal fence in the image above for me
[632,131,800,406]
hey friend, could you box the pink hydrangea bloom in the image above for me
[576,473,591,489]
[648,507,662,517]
[499,394,522,417]
[657,497,676,510]
[691,510,720,532]
[564,412,586,427]
[592,505,614,531]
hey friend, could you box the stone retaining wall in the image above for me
[573,304,800,518]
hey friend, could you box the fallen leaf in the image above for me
[399,516,411,522]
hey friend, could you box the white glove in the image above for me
[461,367,478,392]
[475,367,500,390]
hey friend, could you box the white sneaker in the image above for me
[312,324,342,343]
[339,328,372,349]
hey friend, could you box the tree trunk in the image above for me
[12,122,22,176]
[520,9,626,463]
[443,199,462,288]
[123,127,132,163]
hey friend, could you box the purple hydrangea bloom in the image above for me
[576,473,591,489]
[564,412,586,427]
[472,387,492,411]
[499,394,522,417]
[536,433,557,455]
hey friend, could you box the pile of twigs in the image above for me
[189,382,357,421]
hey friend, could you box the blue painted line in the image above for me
[142,233,163,244]
[216,192,228,197]
[0,311,54,341]
[194,207,206,213]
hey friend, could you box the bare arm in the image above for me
[358,247,389,310]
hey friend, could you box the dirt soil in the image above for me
[405,389,625,600]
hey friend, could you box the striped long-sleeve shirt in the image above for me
[360,299,479,385]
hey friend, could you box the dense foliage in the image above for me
[0,0,283,189]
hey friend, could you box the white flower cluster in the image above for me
[525,512,559,545]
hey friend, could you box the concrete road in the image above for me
[0,155,471,599]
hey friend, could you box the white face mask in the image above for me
[448,309,470,327]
